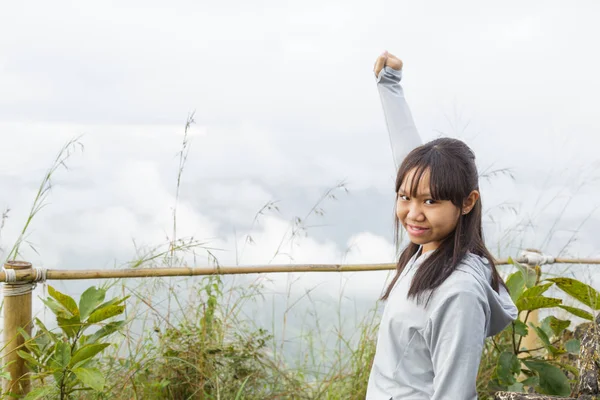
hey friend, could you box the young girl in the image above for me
[366,52,518,400]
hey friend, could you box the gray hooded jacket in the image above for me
[365,67,518,400]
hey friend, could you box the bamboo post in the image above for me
[513,252,546,356]
[519,260,540,354]
[519,309,539,351]
[2,261,33,396]
[517,259,541,383]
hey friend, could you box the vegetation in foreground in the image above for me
[1,130,598,399]
[1,257,598,399]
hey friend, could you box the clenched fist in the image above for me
[373,51,403,78]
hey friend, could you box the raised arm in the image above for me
[374,52,422,170]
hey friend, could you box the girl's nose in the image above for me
[407,203,425,221]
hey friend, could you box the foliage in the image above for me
[479,257,599,398]
[144,276,274,398]
[96,275,311,400]
[17,286,127,399]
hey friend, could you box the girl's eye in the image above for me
[399,195,409,201]
[424,199,436,205]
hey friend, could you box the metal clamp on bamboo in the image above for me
[1,261,43,396]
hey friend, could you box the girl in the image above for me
[366,52,518,400]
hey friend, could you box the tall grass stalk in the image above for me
[5,137,83,262]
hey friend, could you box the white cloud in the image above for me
[1,1,600,335]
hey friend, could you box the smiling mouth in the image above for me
[406,224,430,236]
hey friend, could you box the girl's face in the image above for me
[396,168,462,253]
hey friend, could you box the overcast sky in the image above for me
[1,1,599,321]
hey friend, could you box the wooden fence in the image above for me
[1,253,599,398]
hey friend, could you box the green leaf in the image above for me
[73,367,105,391]
[558,305,594,321]
[34,318,59,342]
[521,282,554,298]
[555,361,579,377]
[513,319,529,336]
[34,333,53,356]
[523,360,571,396]
[234,376,251,400]
[547,278,600,309]
[530,324,564,356]
[519,375,539,388]
[87,305,125,324]
[53,369,64,387]
[18,327,41,358]
[516,296,562,312]
[93,295,130,314]
[509,257,537,288]
[79,287,106,321]
[57,316,81,339]
[85,320,126,344]
[507,382,524,392]
[565,339,580,354]
[539,317,552,338]
[48,285,79,317]
[17,326,31,341]
[69,343,110,368]
[531,324,551,346]
[506,271,526,303]
[40,297,71,319]
[495,351,521,385]
[22,386,55,400]
[53,341,71,368]
[17,350,43,368]
[541,316,570,337]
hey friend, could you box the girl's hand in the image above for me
[373,51,404,78]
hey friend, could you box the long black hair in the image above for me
[381,138,507,304]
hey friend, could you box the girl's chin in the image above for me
[406,230,431,240]
[409,238,430,246]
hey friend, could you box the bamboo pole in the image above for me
[2,257,583,283]
[519,309,540,352]
[518,261,540,370]
[2,261,33,396]
[0,256,598,282]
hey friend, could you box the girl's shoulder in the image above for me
[436,253,492,300]
[426,253,518,336]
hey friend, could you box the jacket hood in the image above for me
[458,253,519,336]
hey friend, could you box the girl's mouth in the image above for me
[406,224,430,237]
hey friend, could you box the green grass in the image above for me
[1,129,597,399]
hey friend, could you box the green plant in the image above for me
[134,275,286,399]
[18,286,127,399]
[482,258,599,397]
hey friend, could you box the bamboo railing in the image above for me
[0,257,599,283]
[2,253,600,397]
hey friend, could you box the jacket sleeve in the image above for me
[426,291,488,400]
[376,66,422,170]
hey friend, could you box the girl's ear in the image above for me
[462,190,480,215]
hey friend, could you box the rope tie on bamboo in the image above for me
[2,266,48,297]
[520,250,555,266]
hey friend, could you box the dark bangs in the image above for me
[395,141,474,206]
